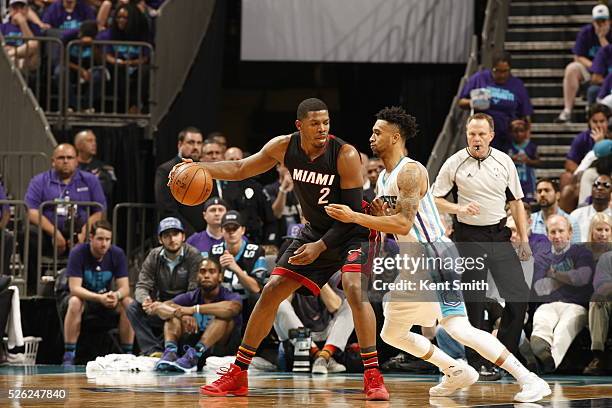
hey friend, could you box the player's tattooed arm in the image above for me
[325,162,422,236]
[393,162,421,227]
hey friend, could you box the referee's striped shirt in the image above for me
[432,147,524,226]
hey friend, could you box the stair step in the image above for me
[505,41,574,51]
[510,1,596,17]
[509,15,591,25]
[507,27,581,42]
[531,97,587,108]
[535,168,565,179]
[538,145,571,154]
[531,123,586,132]
[512,68,564,78]
[512,54,572,69]
[525,83,564,98]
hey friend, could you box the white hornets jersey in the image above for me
[376,157,448,243]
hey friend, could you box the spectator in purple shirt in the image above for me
[560,104,610,192]
[25,143,106,255]
[557,4,612,123]
[588,39,612,104]
[58,220,133,366]
[529,215,595,373]
[150,258,242,372]
[97,3,150,113]
[186,197,228,258]
[458,52,533,151]
[1,0,42,71]
[42,0,96,31]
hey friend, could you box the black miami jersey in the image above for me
[283,131,368,240]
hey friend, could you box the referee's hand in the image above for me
[517,242,532,261]
[458,202,480,217]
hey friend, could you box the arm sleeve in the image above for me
[65,247,83,278]
[320,187,363,250]
[88,176,107,212]
[598,73,612,99]
[506,157,525,201]
[572,29,588,57]
[593,253,612,291]
[517,81,534,117]
[24,175,43,210]
[432,157,455,198]
[113,247,129,279]
[172,291,194,307]
[459,72,478,99]
[590,46,607,74]
[566,133,587,163]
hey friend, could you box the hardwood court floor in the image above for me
[1,366,612,407]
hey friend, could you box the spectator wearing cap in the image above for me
[507,120,541,203]
[42,0,95,31]
[126,217,203,357]
[556,4,612,123]
[155,127,206,236]
[58,219,133,366]
[263,164,301,248]
[570,174,612,242]
[1,0,42,71]
[209,211,268,322]
[186,197,228,258]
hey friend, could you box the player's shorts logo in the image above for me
[347,249,361,263]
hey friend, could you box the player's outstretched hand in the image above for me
[167,158,193,187]
[288,241,326,265]
[368,198,387,216]
[324,204,355,223]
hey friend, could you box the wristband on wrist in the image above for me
[195,304,200,314]
[279,187,287,194]
[115,291,123,300]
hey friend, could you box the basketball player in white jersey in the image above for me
[325,106,550,403]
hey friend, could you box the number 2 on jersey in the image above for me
[318,187,330,204]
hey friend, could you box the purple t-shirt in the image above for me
[186,231,223,258]
[533,244,595,305]
[0,22,42,46]
[507,140,538,203]
[96,29,151,60]
[573,23,612,59]
[66,243,128,294]
[24,169,106,230]
[590,44,612,76]
[42,1,96,31]
[172,286,243,327]
[597,72,612,99]
[460,69,533,148]
[566,130,595,164]
[0,182,9,219]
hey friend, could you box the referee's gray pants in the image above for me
[454,220,528,366]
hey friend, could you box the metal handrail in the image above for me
[0,200,29,291]
[0,152,49,202]
[36,200,104,293]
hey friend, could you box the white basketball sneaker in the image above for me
[514,373,551,403]
[429,362,479,396]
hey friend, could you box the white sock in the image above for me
[500,353,531,382]
[442,316,530,380]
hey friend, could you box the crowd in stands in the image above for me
[1,0,162,113]
[0,2,611,378]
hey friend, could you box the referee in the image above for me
[432,113,531,375]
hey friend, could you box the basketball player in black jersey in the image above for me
[168,98,389,400]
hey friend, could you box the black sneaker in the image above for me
[478,365,502,381]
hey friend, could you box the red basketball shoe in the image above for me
[200,363,249,396]
[363,367,390,400]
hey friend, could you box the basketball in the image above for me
[170,163,213,206]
